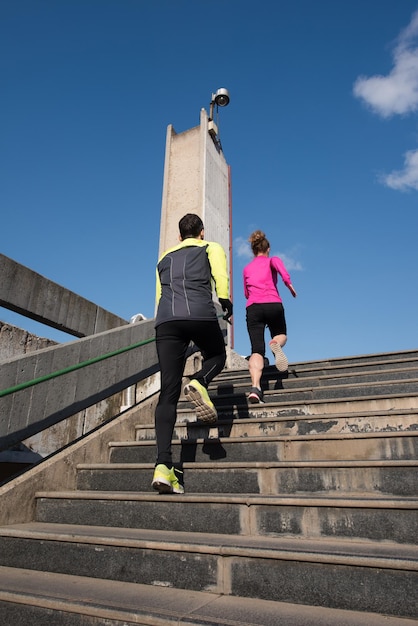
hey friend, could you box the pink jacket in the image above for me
[243,256,291,307]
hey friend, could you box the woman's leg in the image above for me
[246,304,266,394]
[266,303,289,372]
[271,333,287,347]
[248,352,264,390]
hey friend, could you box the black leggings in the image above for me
[246,302,287,357]
[155,319,226,465]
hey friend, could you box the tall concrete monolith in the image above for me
[157,107,234,353]
[158,108,231,260]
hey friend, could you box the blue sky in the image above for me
[1,0,418,364]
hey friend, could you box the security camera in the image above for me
[213,88,230,107]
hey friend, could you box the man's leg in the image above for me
[154,322,188,467]
[184,320,226,423]
[192,320,226,387]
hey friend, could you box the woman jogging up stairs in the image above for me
[0,348,417,625]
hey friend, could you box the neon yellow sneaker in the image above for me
[184,379,218,423]
[152,464,184,494]
[269,341,288,372]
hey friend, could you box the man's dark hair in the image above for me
[179,213,204,239]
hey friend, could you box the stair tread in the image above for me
[1,522,417,569]
[205,380,418,395]
[133,407,418,430]
[179,390,418,410]
[218,351,418,374]
[34,489,418,507]
[113,430,418,446]
[138,408,418,421]
[0,565,414,626]
[212,369,418,389]
[76,459,418,468]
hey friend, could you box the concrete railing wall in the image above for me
[0,320,158,452]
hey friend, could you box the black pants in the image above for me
[246,302,287,356]
[155,319,226,466]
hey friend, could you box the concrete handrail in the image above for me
[0,253,128,337]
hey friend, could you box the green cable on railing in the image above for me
[0,336,156,399]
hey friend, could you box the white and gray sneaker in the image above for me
[269,341,288,372]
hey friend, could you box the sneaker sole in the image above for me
[152,480,184,495]
[270,343,288,372]
[184,385,217,423]
[152,480,173,494]
[248,393,264,404]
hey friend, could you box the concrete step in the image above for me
[213,365,418,394]
[210,379,418,410]
[74,460,418,497]
[34,490,418,544]
[135,408,418,440]
[127,381,418,429]
[222,350,418,380]
[1,566,416,626]
[124,367,418,429]
[0,523,416,618]
[110,431,418,464]
[287,349,418,371]
[179,392,418,424]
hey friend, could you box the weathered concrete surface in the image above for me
[1,568,415,626]
[0,322,56,360]
[228,349,249,370]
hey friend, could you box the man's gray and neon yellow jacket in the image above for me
[155,238,229,328]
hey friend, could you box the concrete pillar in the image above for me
[158,109,231,265]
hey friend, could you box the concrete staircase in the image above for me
[0,349,417,625]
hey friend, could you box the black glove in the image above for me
[219,298,233,322]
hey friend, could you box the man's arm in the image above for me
[206,241,229,299]
[206,241,233,321]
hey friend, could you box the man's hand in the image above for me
[219,298,233,323]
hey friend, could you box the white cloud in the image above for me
[353,10,418,117]
[353,10,418,191]
[381,148,418,190]
[273,252,303,272]
[234,236,252,260]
